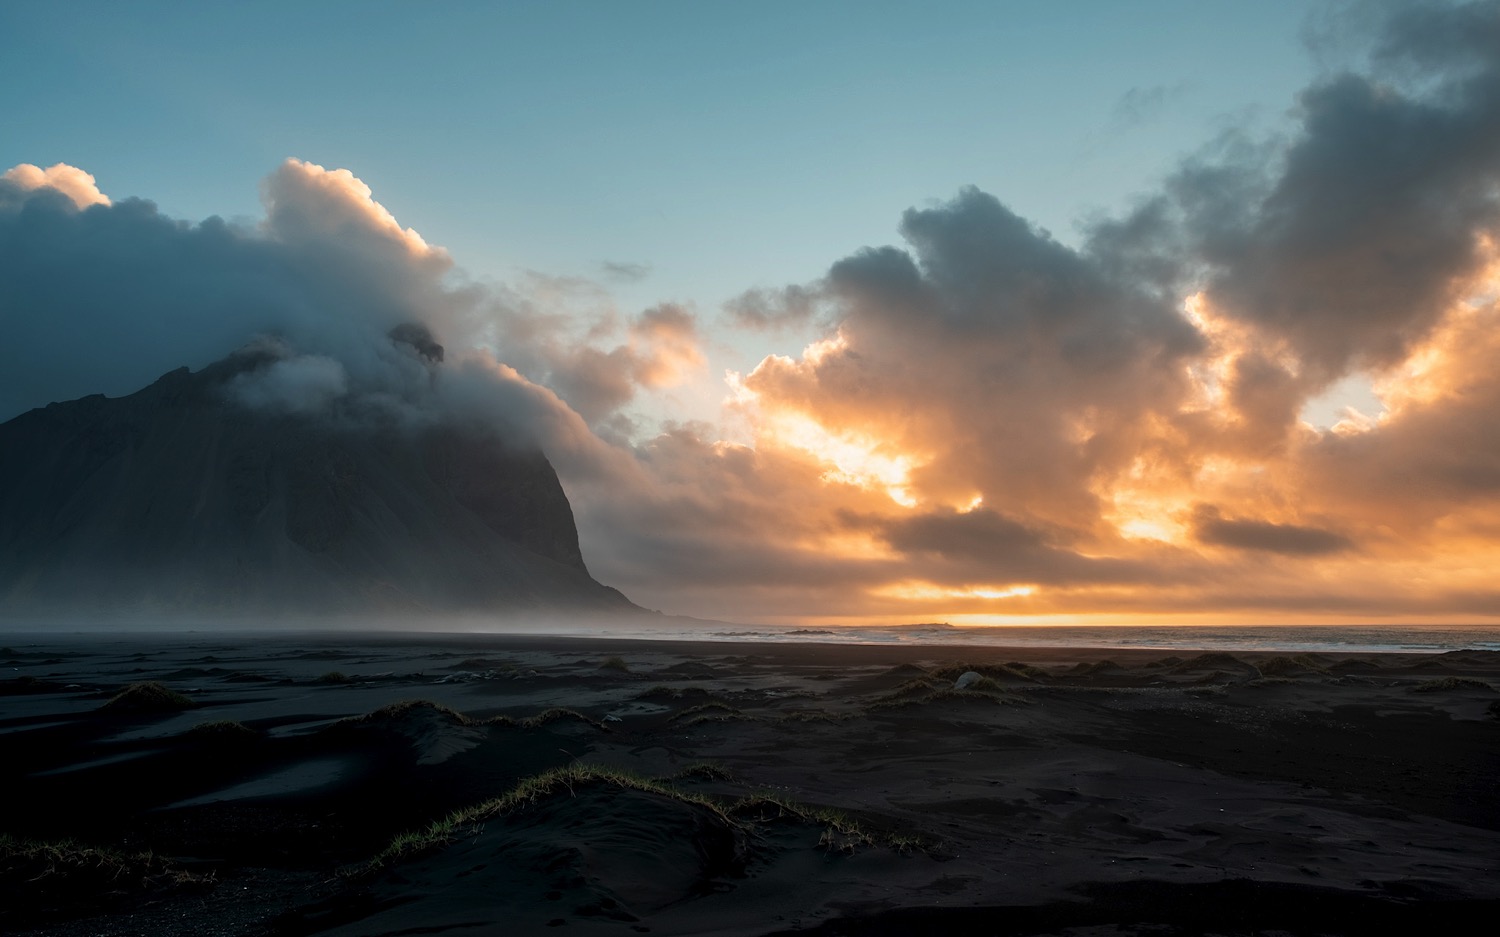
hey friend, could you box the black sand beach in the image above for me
[2,633,1498,936]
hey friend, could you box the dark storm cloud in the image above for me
[878,508,1046,558]
[723,284,819,331]
[1193,506,1354,556]
[1130,0,1500,405]
[601,261,651,282]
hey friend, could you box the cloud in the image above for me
[228,350,349,414]
[0,157,464,422]
[724,284,819,331]
[6,3,1500,625]
[1,162,110,208]
[1192,506,1353,556]
[627,304,705,388]
[601,261,651,282]
[263,158,442,264]
[1110,82,1193,129]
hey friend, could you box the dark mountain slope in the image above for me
[0,351,636,617]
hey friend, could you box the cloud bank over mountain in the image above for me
[5,1,1500,624]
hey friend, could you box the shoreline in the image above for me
[5,621,1500,656]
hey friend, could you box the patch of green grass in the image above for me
[886,677,942,697]
[668,702,743,723]
[519,708,608,731]
[338,703,603,731]
[598,656,631,673]
[930,687,1023,703]
[357,764,932,878]
[100,682,195,712]
[865,684,1024,712]
[1183,684,1229,697]
[1412,676,1494,693]
[448,658,517,672]
[1171,653,1248,672]
[183,720,261,740]
[929,662,1038,683]
[728,794,874,853]
[1255,655,1328,677]
[1068,659,1123,675]
[772,709,848,724]
[1245,676,1296,688]
[0,834,214,906]
[357,764,725,875]
[0,675,67,696]
[635,684,712,701]
[336,699,478,727]
[672,762,736,782]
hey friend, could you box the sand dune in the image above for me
[2,634,1498,935]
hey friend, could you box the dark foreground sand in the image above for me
[2,633,1498,936]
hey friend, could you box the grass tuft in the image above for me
[356,764,724,875]
[183,720,261,740]
[1412,676,1494,693]
[598,656,631,673]
[356,765,931,878]
[668,702,744,724]
[1255,655,1328,677]
[672,762,736,782]
[1245,676,1296,688]
[100,682,195,712]
[929,662,1038,684]
[448,658,517,672]
[728,794,874,853]
[773,709,848,724]
[634,685,713,701]
[1069,659,1122,675]
[336,699,478,727]
[519,708,608,731]
[0,834,214,907]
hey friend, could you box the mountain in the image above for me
[0,347,637,619]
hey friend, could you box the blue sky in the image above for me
[3,1,1315,322]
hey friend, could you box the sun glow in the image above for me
[873,581,1037,601]
[756,409,919,506]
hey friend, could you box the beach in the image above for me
[2,631,1498,935]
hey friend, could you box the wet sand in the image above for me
[2,633,1498,935]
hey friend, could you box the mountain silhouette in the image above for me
[0,344,636,618]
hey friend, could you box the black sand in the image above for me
[2,633,1497,935]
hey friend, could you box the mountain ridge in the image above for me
[0,349,637,618]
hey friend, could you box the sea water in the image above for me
[532,620,1500,654]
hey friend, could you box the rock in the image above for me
[0,350,637,618]
[953,671,984,690]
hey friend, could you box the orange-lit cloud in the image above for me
[6,2,1500,627]
[1,162,110,208]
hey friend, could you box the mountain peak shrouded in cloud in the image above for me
[0,342,636,617]
[4,1,1500,625]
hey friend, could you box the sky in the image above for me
[4,1,1500,626]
